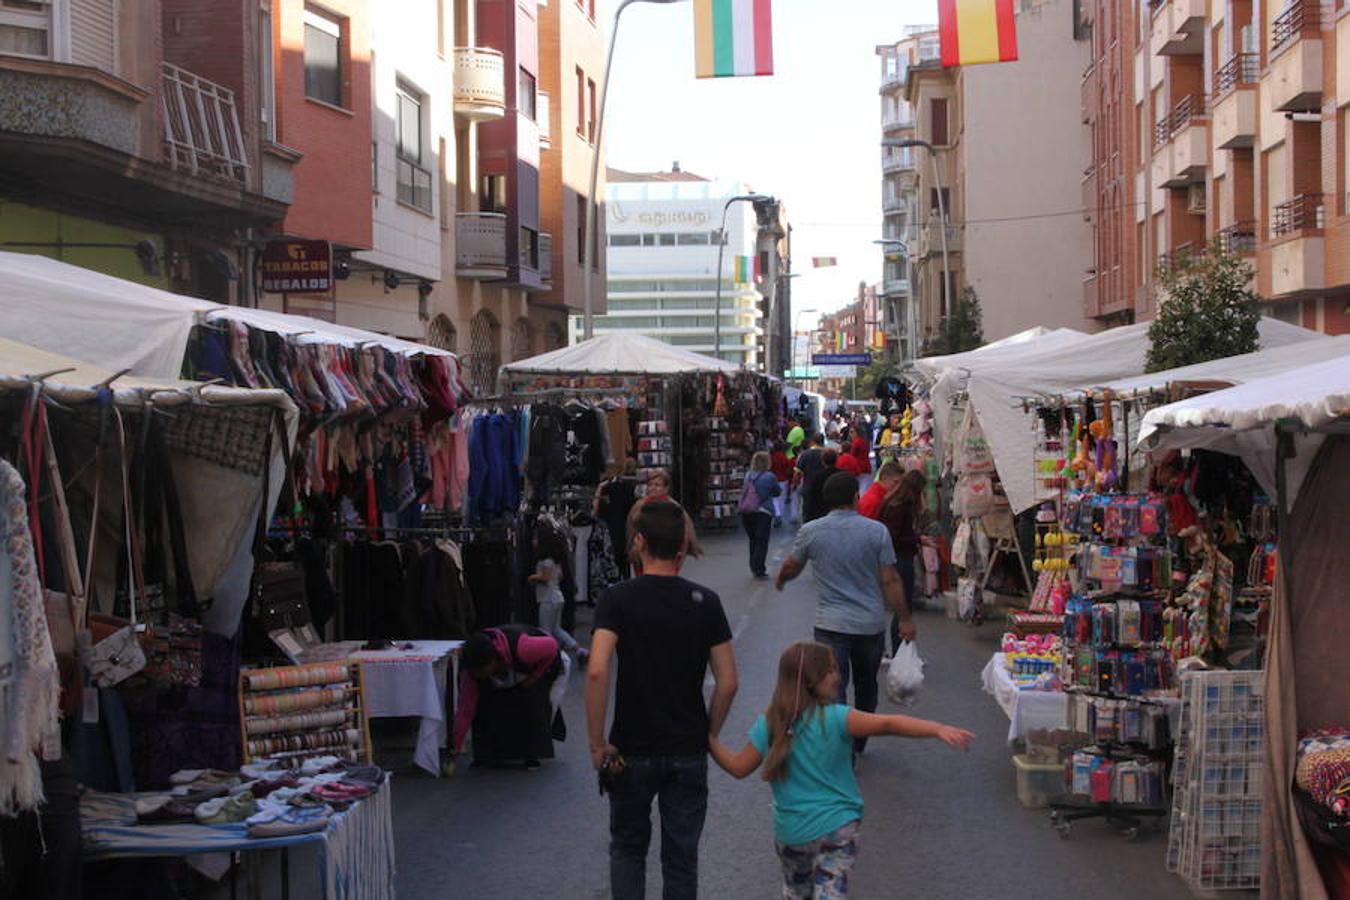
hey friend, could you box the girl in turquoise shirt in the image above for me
[709,641,974,898]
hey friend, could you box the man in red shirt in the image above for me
[858,459,903,519]
[769,440,795,526]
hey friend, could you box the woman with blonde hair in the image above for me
[709,641,973,898]
[741,451,782,579]
[625,469,702,576]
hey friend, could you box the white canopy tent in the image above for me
[0,338,299,635]
[500,332,742,376]
[1136,350,1350,506]
[964,318,1322,514]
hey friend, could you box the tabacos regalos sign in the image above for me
[261,239,332,293]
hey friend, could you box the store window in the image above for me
[0,0,49,58]
[396,82,432,212]
[677,232,711,246]
[304,7,345,107]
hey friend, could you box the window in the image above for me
[577,195,587,264]
[518,67,537,121]
[520,226,539,269]
[576,67,586,137]
[676,232,711,246]
[657,234,677,247]
[929,187,950,214]
[587,78,597,144]
[304,8,344,107]
[930,97,948,146]
[396,83,432,212]
[641,234,658,247]
[260,3,276,141]
[481,174,507,213]
[587,0,595,19]
[609,234,641,246]
[0,0,50,58]
[439,137,450,230]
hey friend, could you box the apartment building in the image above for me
[815,283,883,356]
[577,166,788,370]
[885,1,1095,356]
[0,0,294,298]
[1082,0,1350,334]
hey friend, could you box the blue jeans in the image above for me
[814,628,885,753]
[888,553,917,655]
[741,512,773,576]
[609,754,708,900]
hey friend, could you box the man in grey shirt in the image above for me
[775,472,916,754]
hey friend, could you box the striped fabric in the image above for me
[937,0,1018,67]
[734,255,758,284]
[693,0,773,79]
[811,257,837,268]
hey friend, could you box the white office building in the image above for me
[571,167,767,366]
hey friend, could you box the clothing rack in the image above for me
[337,523,515,540]
[463,386,625,406]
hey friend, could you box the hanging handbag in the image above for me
[87,408,147,688]
[246,413,314,657]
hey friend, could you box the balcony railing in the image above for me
[1271,0,1320,55]
[537,91,551,147]
[882,114,915,132]
[539,232,553,288]
[455,212,508,278]
[453,48,506,121]
[882,148,916,173]
[1217,221,1257,256]
[160,63,248,182]
[1213,53,1259,99]
[1154,94,1207,149]
[1272,193,1324,237]
[1157,243,1196,274]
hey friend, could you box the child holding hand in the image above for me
[709,641,974,898]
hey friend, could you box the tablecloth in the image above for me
[81,784,395,900]
[353,641,461,776]
[980,653,1068,744]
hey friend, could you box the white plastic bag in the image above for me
[885,641,925,706]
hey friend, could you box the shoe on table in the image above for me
[195,793,259,825]
[246,803,332,838]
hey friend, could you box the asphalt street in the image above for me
[388,528,1197,900]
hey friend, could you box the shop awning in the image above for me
[1136,350,1350,505]
[501,332,742,376]
[911,326,1089,382]
[204,307,454,358]
[964,317,1322,514]
[0,338,299,636]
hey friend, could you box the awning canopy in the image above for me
[964,317,1323,513]
[911,326,1088,382]
[1136,351,1350,505]
[501,332,742,376]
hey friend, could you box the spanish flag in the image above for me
[693,0,774,79]
[938,0,1018,67]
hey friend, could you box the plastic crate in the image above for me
[1013,753,1065,809]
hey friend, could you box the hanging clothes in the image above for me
[587,525,621,601]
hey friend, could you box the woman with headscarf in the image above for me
[452,625,567,769]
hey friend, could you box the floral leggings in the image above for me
[775,820,861,899]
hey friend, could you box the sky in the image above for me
[602,0,939,318]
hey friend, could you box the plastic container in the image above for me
[943,590,960,620]
[1013,753,1065,809]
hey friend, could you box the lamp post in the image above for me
[582,0,683,341]
[790,306,818,382]
[882,137,950,347]
[713,192,769,360]
[766,272,800,377]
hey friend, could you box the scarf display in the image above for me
[0,458,61,814]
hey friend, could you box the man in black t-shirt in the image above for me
[587,500,737,900]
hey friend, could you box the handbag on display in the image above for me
[958,474,995,519]
[87,409,147,688]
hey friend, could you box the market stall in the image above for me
[1139,354,1350,900]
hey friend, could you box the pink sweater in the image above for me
[452,631,559,752]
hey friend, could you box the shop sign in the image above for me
[261,239,332,293]
[812,353,872,366]
[816,365,856,378]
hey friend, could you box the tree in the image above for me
[927,286,984,356]
[841,353,896,400]
[1145,240,1261,373]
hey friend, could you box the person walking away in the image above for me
[708,641,974,898]
[792,436,825,524]
[785,419,806,460]
[741,451,782,579]
[769,441,795,527]
[453,626,566,769]
[596,459,641,577]
[587,500,738,900]
[804,450,840,527]
[848,431,874,494]
[529,526,588,663]
[881,470,926,654]
[775,473,916,759]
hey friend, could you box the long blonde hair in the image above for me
[761,641,837,783]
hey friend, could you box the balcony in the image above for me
[455,212,508,279]
[537,91,551,147]
[1081,65,1097,126]
[453,48,506,122]
[160,63,248,183]
[881,113,915,133]
[1268,2,1323,112]
[1218,221,1257,256]
[1082,273,1099,318]
[922,219,961,255]
[1150,0,1205,56]
[1211,55,1258,149]
[1153,95,1208,187]
[1081,167,1097,223]
[539,232,553,289]
[1272,193,1323,237]
[1267,234,1324,297]
[882,149,916,174]
[882,277,910,296]
[1157,243,1197,275]
[880,68,906,93]
[882,195,905,214]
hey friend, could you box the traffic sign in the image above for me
[811,353,871,366]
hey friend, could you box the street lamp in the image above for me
[767,272,800,377]
[582,0,684,341]
[882,137,950,347]
[714,193,769,359]
[790,306,819,382]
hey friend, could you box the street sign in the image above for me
[260,239,333,293]
[812,353,871,366]
[816,365,856,378]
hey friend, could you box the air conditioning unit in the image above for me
[1187,184,1207,214]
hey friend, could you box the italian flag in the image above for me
[693,0,774,79]
[938,0,1018,67]
[733,255,759,284]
